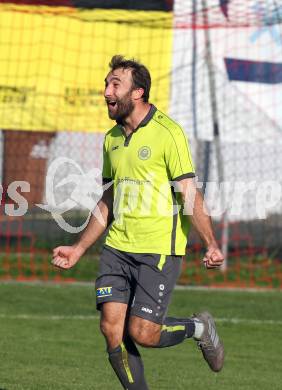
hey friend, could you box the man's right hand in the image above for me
[52,245,85,270]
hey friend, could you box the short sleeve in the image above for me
[164,126,195,181]
[102,137,112,183]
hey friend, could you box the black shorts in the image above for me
[95,245,182,324]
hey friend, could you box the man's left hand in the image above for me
[203,244,224,269]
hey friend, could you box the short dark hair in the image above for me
[109,55,151,102]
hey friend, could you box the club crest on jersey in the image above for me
[138,146,151,160]
[96,286,112,298]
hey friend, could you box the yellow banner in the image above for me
[0,4,172,132]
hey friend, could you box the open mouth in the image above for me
[107,101,117,108]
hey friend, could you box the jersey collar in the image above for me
[116,104,157,132]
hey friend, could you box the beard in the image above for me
[108,90,134,121]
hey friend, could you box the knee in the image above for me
[128,322,160,348]
[100,319,123,348]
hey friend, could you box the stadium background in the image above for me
[0,0,281,288]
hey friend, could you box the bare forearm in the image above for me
[180,178,217,248]
[52,187,113,270]
[190,190,217,247]
[74,195,113,253]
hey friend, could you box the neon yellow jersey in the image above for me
[102,105,195,255]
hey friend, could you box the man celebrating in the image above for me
[52,55,224,389]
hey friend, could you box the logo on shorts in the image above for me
[138,146,151,160]
[96,287,112,298]
[159,284,165,291]
[141,307,153,314]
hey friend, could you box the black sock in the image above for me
[108,336,149,390]
[154,317,195,348]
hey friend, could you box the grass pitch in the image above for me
[0,282,282,390]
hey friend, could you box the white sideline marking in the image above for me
[0,313,282,325]
[216,318,282,326]
[1,280,280,293]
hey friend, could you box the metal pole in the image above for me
[201,0,229,270]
